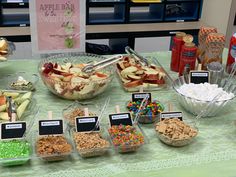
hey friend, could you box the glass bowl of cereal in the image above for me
[108,124,147,153]
[38,53,114,100]
[155,118,198,147]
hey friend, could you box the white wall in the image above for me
[201,0,232,35]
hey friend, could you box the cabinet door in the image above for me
[135,37,171,52]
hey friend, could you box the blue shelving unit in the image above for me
[86,0,203,24]
[129,4,164,22]
[164,1,200,21]
[0,0,29,27]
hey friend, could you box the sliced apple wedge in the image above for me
[0,112,9,120]
[117,62,126,70]
[127,74,141,80]
[0,104,6,112]
[135,70,144,75]
[124,80,143,88]
[17,99,30,119]
[14,92,32,105]
[120,66,138,79]
[3,92,20,98]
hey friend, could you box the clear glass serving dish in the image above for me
[108,124,147,153]
[126,100,165,124]
[172,76,236,117]
[38,53,114,100]
[0,90,37,123]
[116,55,169,92]
[62,101,100,127]
[71,128,111,158]
[155,119,198,147]
[35,134,73,162]
[7,72,39,91]
[0,138,32,166]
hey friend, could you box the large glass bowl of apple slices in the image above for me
[38,53,114,100]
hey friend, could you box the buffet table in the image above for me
[0,51,236,177]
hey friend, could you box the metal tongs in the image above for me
[82,54,123,74]
[6,96,17,122]
[125,46,149,66]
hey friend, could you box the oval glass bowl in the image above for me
[172,76,236,117]
[155,120,198,147]
[7,72,39,91]
[38,53,114,100]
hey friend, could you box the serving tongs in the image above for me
[125,46,149,66]
[82,54,123,74]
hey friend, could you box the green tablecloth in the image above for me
[1,51,236,177]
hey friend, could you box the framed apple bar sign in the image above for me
[29,0,86,54]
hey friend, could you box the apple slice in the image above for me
[144,68,159,75]
[70,67,82,74]
[121,66,138,79]
[61,63,72,72]
[124,80,143,88]
[3,92,20,99]
[117,62,126,70]
[63,75,73,82]
[135,69,144,75]
[127,74,141,80]
[0,39,8,51]
[0,112,9,120]
[0,104,6,112]
[0,56,7,61]
[143,74,158,81]
[95,72,108,78]
[121,77,130,84]
[17,99,30,119]
[15,92,32,104]
[0,96,6,106]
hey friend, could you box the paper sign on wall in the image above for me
[29,0,86,54]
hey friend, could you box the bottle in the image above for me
[170,32,186,72]
[179,35,198,76]
[226,33,236,74]
[202,33,225,70]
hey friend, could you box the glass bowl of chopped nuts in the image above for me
[71,128,111,158]
[155,118,198,147]
[7,72,39,91]
[62,101,101,127]
[34,126,73,162]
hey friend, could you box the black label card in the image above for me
[75,116,100,132]
[132,93,151,102]
[160,112,183,121]
[39,120,63,135]
[109,113,133,126]
[1,122,26,139]
[189,71,210,84]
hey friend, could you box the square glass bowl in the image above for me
[108,124,147,153]
[7,72,39,91]
[0,138,32,166]
[71,128,111,158]
[62,101,101,127]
